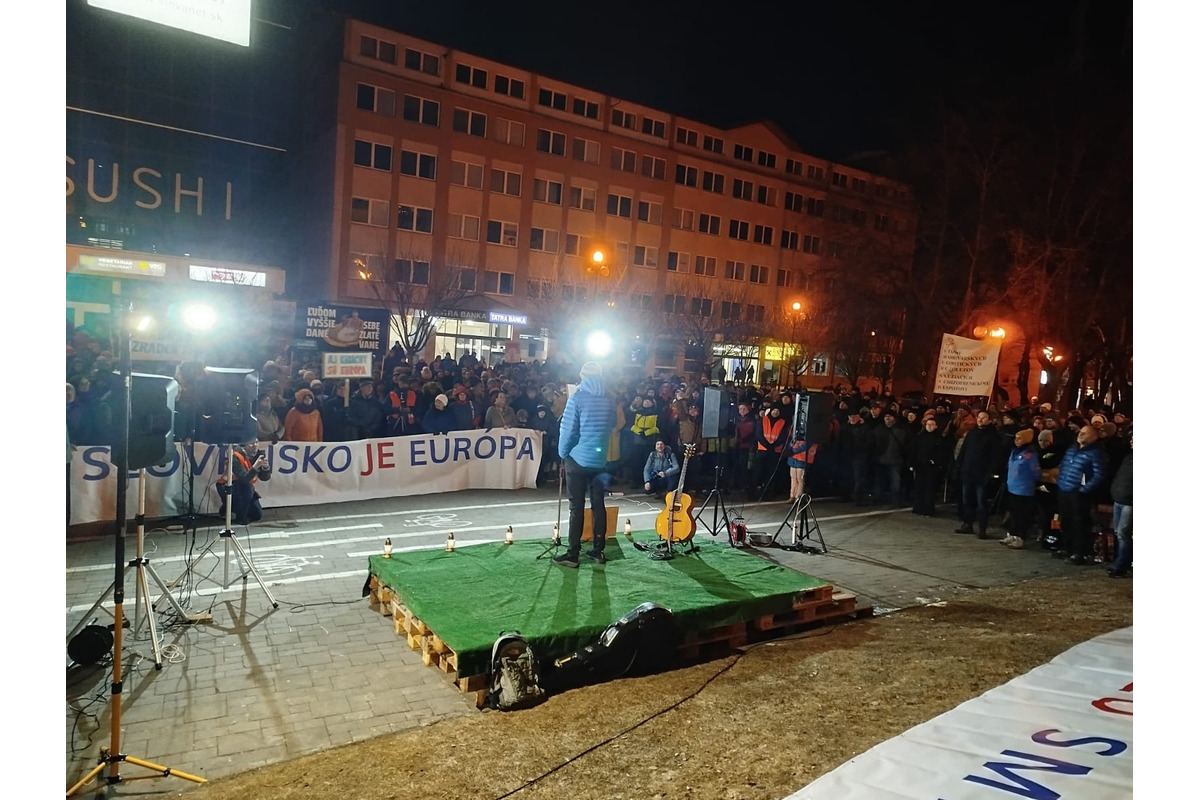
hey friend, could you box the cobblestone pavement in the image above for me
[65,486,1085,791]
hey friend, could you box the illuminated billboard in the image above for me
[88,0,252,47]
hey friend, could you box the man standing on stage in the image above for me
[555,361,616,568]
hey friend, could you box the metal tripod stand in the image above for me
[694,465,733,543]
[769,493,827,554]
[159,445,279,608]
[536,466,565,559]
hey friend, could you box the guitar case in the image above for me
[542,602,679,694]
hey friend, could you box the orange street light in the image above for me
[791,301,802,312]
[989,327,1006,339]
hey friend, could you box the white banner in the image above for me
[933,333,1002,397]
[70,429,543,525]
[786,626,1133,800]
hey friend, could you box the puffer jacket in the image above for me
[558,377,616,469]
[1006,444,1042,497]
[1056,443,1107,494]
[1109,452,1132,505]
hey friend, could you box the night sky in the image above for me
[329,0,1131,161]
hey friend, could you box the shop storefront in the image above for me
[428,304,539,367]
[713,342,762,382]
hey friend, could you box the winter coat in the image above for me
[843,421,875,459]
[643,448,681,484]
[1110,452,1132,505]
[788,440,819,469]
[257,404,285,442]
[677,416,707,456]
[912,429,948,469]
[283,404,323,442]
[630,409,660,439]
[1006,444,1042,497]
[321,397,351,442]
[558,376,616,469]
[956,424,1005,484]
[484,404,517,429]
[872,423,910,467]
[451,398,478,430]
[1056,443,1108,495]
[346,392,384,440]
[733,413,757,451]
[421,405,458,435]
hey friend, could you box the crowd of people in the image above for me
[65,332,1131,578]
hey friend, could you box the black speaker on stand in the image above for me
[695,387,735,543]
[793,391,835,446]
[112,373,179,470]
[197,368,259,446]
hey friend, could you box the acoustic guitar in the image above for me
[655,444,697,543]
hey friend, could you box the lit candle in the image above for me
[624,519,632,537]
[505,526,514,544]
[383,537,392,558]
[552,524,560,544]
[446,531,456,552]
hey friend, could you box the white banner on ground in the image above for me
[785,626,1133,800]
[70,429,543,525]
[933,333,1002,397]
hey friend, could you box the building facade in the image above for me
[312,19,918,383]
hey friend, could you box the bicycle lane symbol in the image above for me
[249,553,325,578]
[402,513,469,529]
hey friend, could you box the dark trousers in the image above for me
[1058,489,1093,559]
[731,449,754,491]
[912,465,941,515]
[851,456,870,504]
[1007,493,1036,540]
[875,464,901,504]
[961,480,990,533]
[565,456,606,557]
[753,449,785,495]
[222,481,263,524]
[646,473,679,496]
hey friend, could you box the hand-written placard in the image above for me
[933,334,1002,397]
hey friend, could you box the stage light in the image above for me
[134,314,155,333]
[585,330,614,358]
[180,301,217,332]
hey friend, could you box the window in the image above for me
[702,171,725,194]
[606,193,632,218]
[811,358,829,376]
[393,259,430,285]
[572,98,599,119]
[829,204,848,223]
[536,129,566,156]
[633,245,658,267]
[756,185,777,206]
[483,270,516,295]
[611,109,636,130]
[721,301,742,320]
[672,208,694,230]
[728,219,749,241]
[456,267,477,292]
[360,35,397,64]
[733,143,753,162]
[565,233,580,255]
[447,213,480,240]
[748,304,766,323]
[615,242,630,266]
[640,155,666,180]
[450,160,483,189]
[725,260,746,281]
[784,191,804,212]
[396,204,433,233]
[452,108,487,137]
[776,268,791,288]
[829,241,844,259]
[529,227,559,253]
[355,83,396,116]
[851,208,868,227]
[532,178,563,205]
[694,255,716,276]
[691,297,713,317]
[455,63,488,89]
[675,126,698,147]
[753,224,774,245]
[663,294,686,314]
[568,184,596,211]
[785,158,803,176]
[399,150,437,180]
[492,118,525,147]
[571,137,600,163]
[750,264,769,284]
[805,197,826,217]
[831,171,848,188]
[758,151,777,168]
[486,220,519,247]
[851,177,868,192]
[610,147,636,172]
[874,214,890,232]
[631,293,655,310]
[637,200,662,224]
[538,88,567,110]
[666,251,689,272]
[490,169,521,196]
[702,135,724,154]
[732,178,753,201]
[802,234,821,254]
[675,164,698,187]
[402,95,440,127]
[641,117,666,138]
[404,48,440,75]
[350,197,388,227]
[353,140,392,171]
[697,213,721,235]
[781,230,799,250]
[494,74,525,99]
[807,165,825,181]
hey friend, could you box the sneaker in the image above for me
[552,553,579,568]
[585,550,606,564]
[1005,538,1025,549]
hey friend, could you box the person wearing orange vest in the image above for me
[385,385,419,436]
[216,440,272,525]
[788,437,820,501]
[753,405,791,498]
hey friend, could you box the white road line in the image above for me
[282,498,560,524]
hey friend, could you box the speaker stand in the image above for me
[694,466,733,543]
[769,493,827,555]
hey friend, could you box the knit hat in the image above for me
[579,361,603,379]
[434,393,449,407]
[1090,414,1108,426]
[294,388,315,403]
[1014,428,1034,448]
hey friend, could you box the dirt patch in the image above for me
[187,571,1131,800]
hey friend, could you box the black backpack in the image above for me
[485,631,546,711]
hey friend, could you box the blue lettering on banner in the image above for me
[517,437,535,461]
[1030,729,1127,756]
[453,437,471,462]
[146,450,180,477]
[475,436,496,459]
[430,439,450,464]
[411,440,426,466]
[328,445,351,473]
[961,750,1092,798]
[277,445,300,474]
[188,444,217,475]
[82,447,110,480]
[301,446,326,473]
[500,435,516,459]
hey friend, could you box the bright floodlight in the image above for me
[585,330,614,358]
[592,249,605,263]
[181,301,217,332]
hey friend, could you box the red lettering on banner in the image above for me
[360,442,373,477]
[377,442,394,470]
[1092,682,1132,716]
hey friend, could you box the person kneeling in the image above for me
[643,440,680,499]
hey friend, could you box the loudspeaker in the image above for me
[701,387,733,438]
[794,391,835,445]
[113,373,179,470]
[197,368,259,445]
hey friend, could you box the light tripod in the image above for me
[768,493,827,555]
[68,470,211,672]
[159,445,279,609]
[536,466,565,560]
[694,465,733,543]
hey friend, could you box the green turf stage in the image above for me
[368,534,828,676]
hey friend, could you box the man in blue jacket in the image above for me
[1002,428,1041,549]
[1056,423,1108,565]
[555,362,617,567]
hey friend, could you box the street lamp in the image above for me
[587,248,610,277]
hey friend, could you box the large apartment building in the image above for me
[313,18,917,379]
